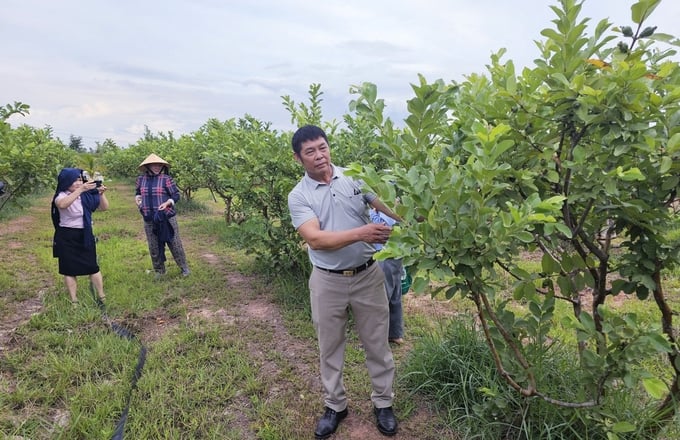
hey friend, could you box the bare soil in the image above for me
[0,212,49,354]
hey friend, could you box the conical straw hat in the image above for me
[139,153,170,172]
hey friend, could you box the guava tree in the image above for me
[172,115,308,273]
[217,116,304,273]
[350,0,680,436]
[187,118,244,222]
[0,102,74,212]
[282,83,391,169]
[99,142,145,179]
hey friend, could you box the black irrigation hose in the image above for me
[90,284,147,440]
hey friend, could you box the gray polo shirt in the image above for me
[288,164,377,270]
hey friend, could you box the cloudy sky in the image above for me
[2,0,678,148]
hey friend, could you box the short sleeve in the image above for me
[288,189,316,229]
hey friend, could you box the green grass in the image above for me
[3,182,679,439]
[0,182,448,439]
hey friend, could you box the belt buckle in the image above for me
[342,270,354,276]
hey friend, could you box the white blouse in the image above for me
[55,191,84,228]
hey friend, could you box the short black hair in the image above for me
[291,124,328,155]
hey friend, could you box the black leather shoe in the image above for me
[374,406,398,436]
[314,407,348,439]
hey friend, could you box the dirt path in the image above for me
[0,199,455,439]
[181,225,450,439]
[0,205,51,354]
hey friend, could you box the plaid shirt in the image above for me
[135,173,180,221]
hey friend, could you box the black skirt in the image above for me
[53,227,100,276]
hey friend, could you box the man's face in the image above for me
[295,137,331,176]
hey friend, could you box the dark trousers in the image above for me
[143,217,188,273]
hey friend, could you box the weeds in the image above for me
[0,182,445,439]
[4,182,675,438]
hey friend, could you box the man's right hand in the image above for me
[362,223,392,244]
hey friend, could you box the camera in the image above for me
[93,171,103,187]
[82,171,103,187]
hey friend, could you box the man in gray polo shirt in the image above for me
[288,124,400,439]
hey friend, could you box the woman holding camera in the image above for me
[51,168,109,304]
[135,154,190,277]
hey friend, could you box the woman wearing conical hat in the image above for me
[135,154,190,278]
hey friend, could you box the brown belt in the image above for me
[315,258,375,276]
